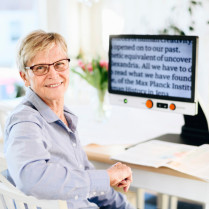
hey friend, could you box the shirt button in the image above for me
[73,143,76,147]
[79,164,83,169]
[93,192,96,196]
[100,192,104,195]
[74,195,78,200]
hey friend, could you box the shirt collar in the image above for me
[24,88,78,131]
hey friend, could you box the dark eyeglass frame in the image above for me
[25,58,71,76]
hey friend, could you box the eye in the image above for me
[34,65,47,71]
[37,66,45,69]
[55,61,64,67]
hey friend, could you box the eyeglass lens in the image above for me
[32,59,69,75]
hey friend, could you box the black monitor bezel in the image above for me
[108,34,198,103]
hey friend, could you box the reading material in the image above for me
[111,140,209,181]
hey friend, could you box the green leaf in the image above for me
[191,1,197,5]
[189,26,194,31]
[180,31,186,36]
[191,0,202,6]
[163,29,168,34]
[188,7,192,15]
[71,68,87,80]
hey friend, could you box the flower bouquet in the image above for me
[71,57,108,117]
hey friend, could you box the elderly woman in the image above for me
[4,30,134,209]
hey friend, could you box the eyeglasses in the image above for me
[25,58,70,76]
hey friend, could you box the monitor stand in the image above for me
[152,102,209,146]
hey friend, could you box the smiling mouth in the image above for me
[45,82,63,88]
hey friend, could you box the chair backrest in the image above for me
[0,173,68,209]
[0,97,22,142]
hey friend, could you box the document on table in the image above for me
[166,144,209,181]
[111,140,196,168]
[111,140,209,181]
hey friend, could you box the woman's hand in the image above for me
[106,162,133,192]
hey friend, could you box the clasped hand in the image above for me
[107,162,132,192]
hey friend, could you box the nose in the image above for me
[47,65,59,78]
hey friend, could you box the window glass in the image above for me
[0,0,39,67]
[0,0,40,100]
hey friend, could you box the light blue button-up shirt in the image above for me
[4,88,133,209]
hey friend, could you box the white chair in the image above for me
[0,173,68,209]
[0,97,22,142]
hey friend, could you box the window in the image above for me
[0,0,41,67]
[0,0,44,100]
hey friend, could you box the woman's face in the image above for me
[21,44,70,104]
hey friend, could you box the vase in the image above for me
[96,89,107,122]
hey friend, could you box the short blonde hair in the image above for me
[17,30,68,72]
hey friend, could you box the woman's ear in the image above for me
[20,71,30,87]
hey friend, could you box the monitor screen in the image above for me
[108,35,199,115]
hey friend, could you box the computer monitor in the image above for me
[108,35,199,116]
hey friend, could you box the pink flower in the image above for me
[78,60,85,70]
[99,60,108,70]
[87,63,93,72]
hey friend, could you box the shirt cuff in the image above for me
[86,169,110,198]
